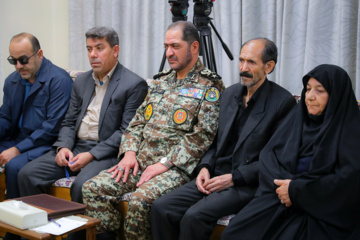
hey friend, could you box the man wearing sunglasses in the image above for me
[0,33,73,200]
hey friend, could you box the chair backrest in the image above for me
[65,69,85,81]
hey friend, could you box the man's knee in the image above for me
[18,162,32,181]
[181,203,202,223]
[70,179,85,202]
[82,179,93,197]
[71,176,87,192]
[128,193,153,212]
[220,227,232,240]
[152,196,162,210]
[151,197,166,219]
[81,173,111,201]
[5,160,22,175]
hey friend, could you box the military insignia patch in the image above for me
[153,68,172,79]
[179,88,205,99]
[144,103,153,121]
[205,87,220,102]
[151,86,165,94]
[200,69,221,81]
[173,108,188,125]
[189,72,197,81]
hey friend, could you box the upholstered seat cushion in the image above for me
[65,69,85,80]
[53,176,77,187]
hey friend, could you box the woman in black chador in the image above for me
[222,64,360,240]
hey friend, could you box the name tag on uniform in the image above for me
[179,88,204,99]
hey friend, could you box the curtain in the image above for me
[69,0,360,98]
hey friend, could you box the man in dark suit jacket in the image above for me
[18,26,148,203]
[151,38,297,240]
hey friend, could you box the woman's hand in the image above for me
[274,179,292,207]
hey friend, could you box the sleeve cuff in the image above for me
[15,138,34,153]
[288,180,297,208]
[232,169,246,187]
[196,164,211,175]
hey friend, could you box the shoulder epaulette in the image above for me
[153,68,172,79]
[199,69,222,81]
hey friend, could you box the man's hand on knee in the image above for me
[136,162,168,187]
[196,167,211,194]
[55,148,73,167]
[68,152,94,171]
[0,147,20,165]
[108,151,139,183]
[203,174,234,193]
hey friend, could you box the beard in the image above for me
[239,71,257,87]
[168,48,192,72]
[17,67,36,80]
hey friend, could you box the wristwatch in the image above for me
[160,157,172,169]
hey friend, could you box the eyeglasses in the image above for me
[7,51,37,65]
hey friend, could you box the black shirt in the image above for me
[226,82,266,186]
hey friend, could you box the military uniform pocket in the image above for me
[168,96,201,131]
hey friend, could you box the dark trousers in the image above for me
[151,179,243,240]
[17,139,117,203]
[0,137,51,199]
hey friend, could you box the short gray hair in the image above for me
[85,26,119,47]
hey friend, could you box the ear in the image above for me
[191,41,200,54]
[113,45,120,58]
[37,49,44,60]
[264,60,275,74]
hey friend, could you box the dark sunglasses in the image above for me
[7,51,37,65]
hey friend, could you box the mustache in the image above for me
[18,68,28,72]
[168,56,178,61]
[90,59,101,64]
[239,71,253,78]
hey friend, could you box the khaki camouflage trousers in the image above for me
[82,168,190,240]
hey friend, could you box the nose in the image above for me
[166,47,174,58]
[307,89,316,100]
[239,62,249,72]
[89,49,97,58]
[15,61,24,68]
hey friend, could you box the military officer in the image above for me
[80,21,225,240]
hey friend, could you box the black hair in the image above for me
[167,21,200,47]
[85,26,119,47]
[241,37,278,73]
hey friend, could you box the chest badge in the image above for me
[144,103,153,121]
[173,108,188,125]
[179,88,205,99]
[205,87,220,102]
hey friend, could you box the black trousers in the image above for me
[151,179,243,240]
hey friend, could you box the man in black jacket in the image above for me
[151,38,297,240]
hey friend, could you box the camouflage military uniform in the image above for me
[82,60,225,240]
